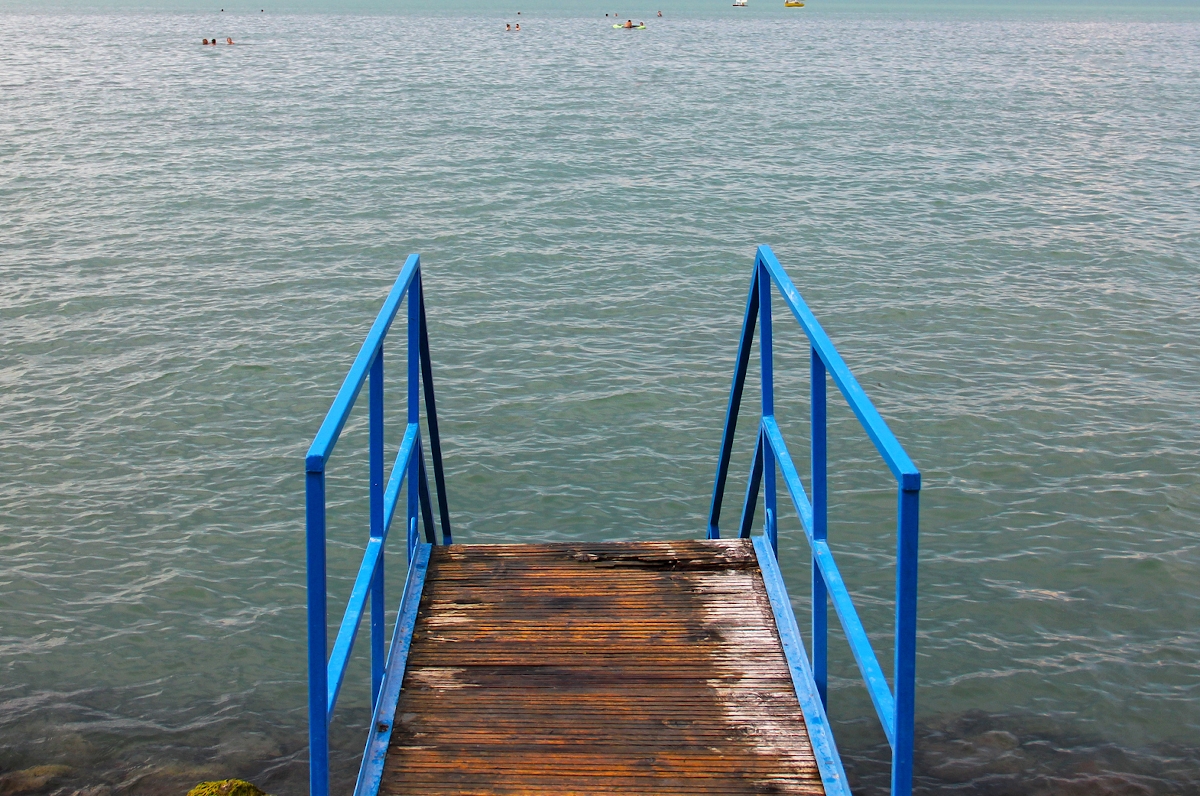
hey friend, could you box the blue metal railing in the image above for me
[304,254,450,796]
[708,245,921,796]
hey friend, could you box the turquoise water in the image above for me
[2,3,1199,794]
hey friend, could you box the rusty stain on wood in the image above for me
[380,539,825,795]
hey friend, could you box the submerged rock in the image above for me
[0,765,73,795]
[0,768,71,796]
[185,780,268,796]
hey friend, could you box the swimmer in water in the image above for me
[514,23,520,30]
[202,38,209,44]
[226,37,234,44]
[657,10,662,16]
[506,23,511,30]
[624,19,634,28]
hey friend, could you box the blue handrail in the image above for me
[304,254,451,796]
[708,245,921,796]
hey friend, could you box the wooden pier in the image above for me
[307,249,918,796]
[378,539,825,795]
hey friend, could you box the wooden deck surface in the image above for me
[379,539,824,796]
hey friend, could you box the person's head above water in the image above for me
[226,37,233,44]
[202,38,208,44]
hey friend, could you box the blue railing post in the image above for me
[368,351,385,707]
[708,270,760,540]
[759,262,778,557]
[892,487,920,796]
[738,431,765,538]
[305,468,329,796]
[406,277,420,561]
[811,348,828,708]
[418,287,453,544]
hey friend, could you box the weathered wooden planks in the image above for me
[379,539,825,796]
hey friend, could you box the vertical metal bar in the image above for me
[368,351,385,708]
[891,487,920,796]
[369,352,385,539]
[417,278,452,544]
[764,507,777,558]
[759,263,774,416]
[812,348,829,708]
[707,268,760,539]
[738,429,765,538]
[760,264,777,557]
[370,550,385,710]
[407,274,420,562]
[305,469,329,796]
[417,438,438,544]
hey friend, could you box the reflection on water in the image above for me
[2,5,1199,795]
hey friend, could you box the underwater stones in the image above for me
[185,780,269,796]
[112,762,222,795]
[67,786,111,796]
[920,729,1028,782]
[0,765,73,795]
[905,709,1200,796]
[213,732,285,770]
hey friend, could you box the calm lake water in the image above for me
[2,2,1199,794]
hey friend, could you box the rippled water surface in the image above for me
[2,3,1199,794]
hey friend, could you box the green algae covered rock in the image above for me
[186,779,269,796]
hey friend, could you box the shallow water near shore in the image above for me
[2,4,1199,795]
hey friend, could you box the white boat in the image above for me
[733,0,747,6]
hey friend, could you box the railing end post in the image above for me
[892,485,919,796]
[304,469,329,796]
